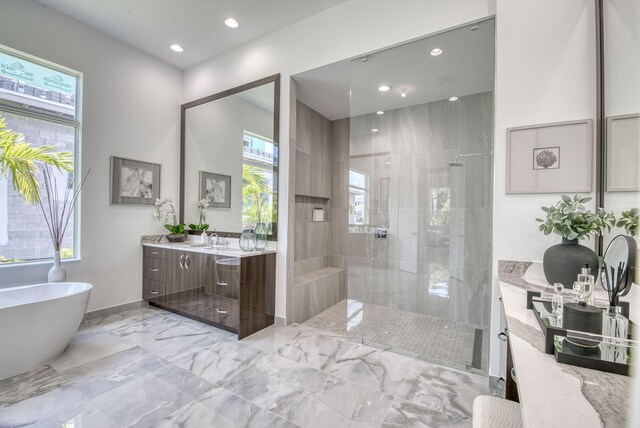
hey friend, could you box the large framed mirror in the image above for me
[180,74,280,240]
[600,1,638,275]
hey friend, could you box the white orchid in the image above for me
[153,197,183,234]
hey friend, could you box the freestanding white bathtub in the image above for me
[0,282,92,380]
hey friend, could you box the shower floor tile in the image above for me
[0,306,494,427]
[303,300,488,373]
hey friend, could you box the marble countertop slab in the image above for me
[141,239,276,259]
[498,260,632,428]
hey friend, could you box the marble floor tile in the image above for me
[173,339,265,385]
[48,331,135,373]
[1,306,489,428]
[0,384,86,427]
[0,365,65,406]
[219,352,325,414]
[280,375,394,428]
[325,345,416,396]
[381,398,471,428]
[396,361,490,420]
[24,399,119,428]
[90,369,206,428]
[61,346,171,399]
[275,327,359,371]
[151,386,299,428]
[82,307,164,332]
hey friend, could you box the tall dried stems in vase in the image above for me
[38,166,90,282]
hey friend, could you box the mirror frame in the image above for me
[179,74,281,240]
[601,234,637,296]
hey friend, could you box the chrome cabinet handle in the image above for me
[179,254,184,268]
[216,308,227,314]
[185,255,190,269]
[151,251,159,255]
[217,281,228,286]
[150,290,158,294]
[150,268,159,272]
[510,368,517,383]
[498,332,507,342]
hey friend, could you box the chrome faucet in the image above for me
[209,233,227,248]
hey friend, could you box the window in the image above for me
[349,169,368,225]
[429,188,451,226]
[242,131,276,231]
[0,45,81,265]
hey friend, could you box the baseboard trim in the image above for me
[83,300,146,321]
[275,316,286,327]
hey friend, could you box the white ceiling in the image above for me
[35,0,348,69]
[295,19,495,120]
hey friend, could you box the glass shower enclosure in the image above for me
[344,20,495,373]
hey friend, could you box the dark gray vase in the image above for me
[543,238,599,289]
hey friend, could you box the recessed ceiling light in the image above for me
[224,17,240,28]
[376,111,384,115]
[378,85,391,92]
[430,48,443,56]
[449,96,458,101]
[372,128,379,133]
[170,44,184,53]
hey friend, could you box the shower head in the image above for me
[448,151,492,168]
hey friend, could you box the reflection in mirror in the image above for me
[181,76,279,239]
[602,0,639,277]
[601,235,637,297]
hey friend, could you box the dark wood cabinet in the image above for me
[142,245,275,339]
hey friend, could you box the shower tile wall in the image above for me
[347,92,493,329]
[291,101,346,323]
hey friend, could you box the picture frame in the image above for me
[506,119,593,194]
[110,156,161,205]
[199,171,231,208]
[606,113,640,192]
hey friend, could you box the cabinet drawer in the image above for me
[144,246,166,259]
[211,269,240,300]
[208,297,239,330]
[143,279,165,299]
[144,257,165,281]
[215,257,240,272]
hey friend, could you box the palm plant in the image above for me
[242,164,274,226]
[0,115,73,204]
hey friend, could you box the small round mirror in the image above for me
[601,235,637,296]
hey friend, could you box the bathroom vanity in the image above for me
[498,261,633,428]
[142,242,275,339]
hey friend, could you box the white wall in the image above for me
[184,95,273,231]
[0,0,182,311]
[489,0,597,376]
[183,0,496,318]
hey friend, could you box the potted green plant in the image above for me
[617,208,639,284]
[153,198,186,242]
[536,194,615,288]
[188,199,209,235]
[616,208,638,237]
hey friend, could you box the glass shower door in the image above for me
[345,20,495,373]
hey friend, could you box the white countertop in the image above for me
[499,261,632,428]
[142,240,277,259]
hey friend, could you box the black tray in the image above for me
[527,290,634,376]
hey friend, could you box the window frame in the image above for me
[0,44,83,268]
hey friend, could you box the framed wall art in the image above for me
[506,119,593,194]
[606,113,640,192]
[110,156,161,205]
[199,171,231,208]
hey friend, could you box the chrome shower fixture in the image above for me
[448,152,492,167]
